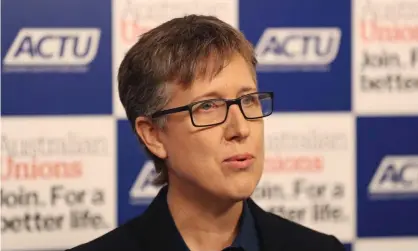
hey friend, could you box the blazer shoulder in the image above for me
[66,216,145,251]
[265,212,346,251]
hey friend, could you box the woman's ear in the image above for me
[135,117,167,159]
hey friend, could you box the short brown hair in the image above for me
[117,14,257,186]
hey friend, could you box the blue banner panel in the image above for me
[1,0,112,115]
[239,0,351,111]
[357,116,418,237]
[344,244,351,251]
[117,119,159,225]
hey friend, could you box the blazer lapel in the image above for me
[129,185,187,251]
[247,198,288,251]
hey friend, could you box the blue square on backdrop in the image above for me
[1,0,112,115]
[357,116,418,237]
[117,119,160,225]
[344,244,351,251]
[239,0,351,111]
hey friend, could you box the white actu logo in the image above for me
[3,28,101,66]
[129,160,161,202]
[368,155,418,196]
[254,27,341,66]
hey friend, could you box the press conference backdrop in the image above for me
[1,0,417,250]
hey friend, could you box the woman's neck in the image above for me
[166,182,244,250]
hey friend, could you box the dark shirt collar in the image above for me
[173,198,259,251]
[229,201,259,251]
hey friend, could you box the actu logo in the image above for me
[129,160,161,205]
[254,27,341,71]
[3,28,101,72]
[368,155,418,199]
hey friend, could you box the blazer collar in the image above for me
[132,186,287,251]
[132,185,187,250]
[246,199,287,251]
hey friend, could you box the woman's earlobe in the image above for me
[135,116,167,159]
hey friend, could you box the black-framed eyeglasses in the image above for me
[151,92,274,127]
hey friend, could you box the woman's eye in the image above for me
[242,96,255,104]
[200,102,214,110]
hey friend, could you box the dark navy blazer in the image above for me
[67,185,346,251]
